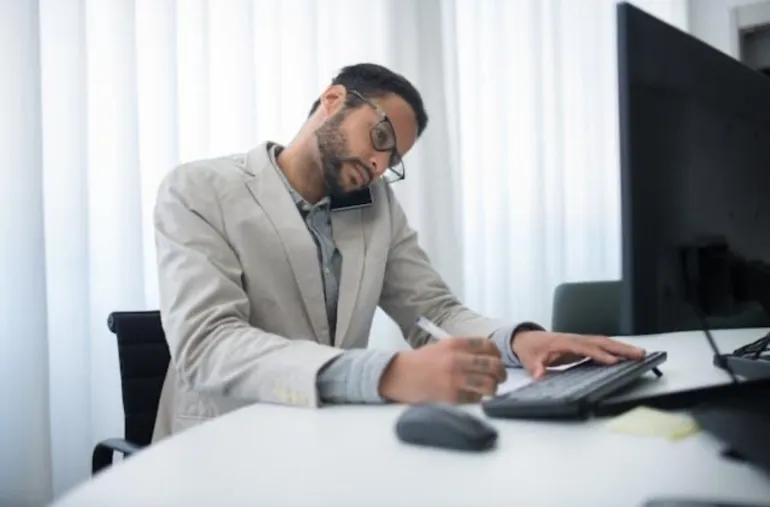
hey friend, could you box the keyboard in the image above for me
[481,351,668,419]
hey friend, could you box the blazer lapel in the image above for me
[332,208,366,348]
[243,145,332,345]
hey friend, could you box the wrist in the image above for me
[510,322,545,357]
[378,351,407,401]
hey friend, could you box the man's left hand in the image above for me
[511,330,646,379]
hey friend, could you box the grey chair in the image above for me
[550,281,623,336]
[550,280,770,337]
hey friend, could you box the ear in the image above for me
[319,84,347,118]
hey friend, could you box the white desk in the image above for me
[52,329,770,507]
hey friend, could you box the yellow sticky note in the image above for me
[605,406,700,440]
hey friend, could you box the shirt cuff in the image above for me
[491,321,545,368]
[316,348,398,404]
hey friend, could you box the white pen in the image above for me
[415,316,452,339]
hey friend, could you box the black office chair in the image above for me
[91,310,170,475]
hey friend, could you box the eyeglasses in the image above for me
[349,90,405,184]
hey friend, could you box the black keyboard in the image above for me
[481,351,667,419]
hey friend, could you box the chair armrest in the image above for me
[92,438,144,475]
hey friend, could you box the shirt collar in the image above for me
[266,142,330,213]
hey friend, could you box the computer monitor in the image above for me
[616,2,770,336]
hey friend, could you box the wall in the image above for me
[742,26,770,68]
[688,0,770,58]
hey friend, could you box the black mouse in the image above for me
[395,403,498,451]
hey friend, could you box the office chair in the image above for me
[91,310,169,475]
[550,280,770,337]
[550,281,623,336]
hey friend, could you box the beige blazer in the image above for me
[151,142,503,441]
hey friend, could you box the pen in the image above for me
[415,316,452,339]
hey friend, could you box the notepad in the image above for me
[605,406,700,440]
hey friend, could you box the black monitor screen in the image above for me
[617,2,770,335]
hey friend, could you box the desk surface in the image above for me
[52,329,770,507]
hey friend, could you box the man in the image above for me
[152,63,644,441]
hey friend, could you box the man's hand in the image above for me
[379,337,507,404]
[512,330,646,379]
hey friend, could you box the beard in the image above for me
[314,111,369,198]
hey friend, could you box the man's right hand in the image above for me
[378,337,507,404]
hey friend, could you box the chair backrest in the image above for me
[551,281,623,336]
[551,281,770,336]
[107,310,170,447]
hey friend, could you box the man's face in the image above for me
[314,90,418,197]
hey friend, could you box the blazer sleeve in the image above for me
[377,185,505,348]
[153,164,343,407]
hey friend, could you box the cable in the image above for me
[691,301,740,385]
[681,243,740,384]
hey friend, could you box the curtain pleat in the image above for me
[0,1,688,503]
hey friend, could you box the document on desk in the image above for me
[496,369,534,395]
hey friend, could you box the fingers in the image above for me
[457,372,499,397]
[530,349,560,379]
[528,349,591,380]
[464,353,507,382]
[455,390,483,404]
[449,353,506,397]
[585,336,646,359]
[568,340,619,365]
[433,338,509,402]
[526,336,647,380]
[562,336,646,365]
[452,336,502,357]
[532,362,547,380]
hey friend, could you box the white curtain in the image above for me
[0,0,687,505]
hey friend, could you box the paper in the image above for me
[496,368,534,395]
[605,406,700,440]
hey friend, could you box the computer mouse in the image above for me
[395,403,499,451]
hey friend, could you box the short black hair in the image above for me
[308,63,429,137]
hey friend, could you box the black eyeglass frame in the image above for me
[348,89,406,184]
